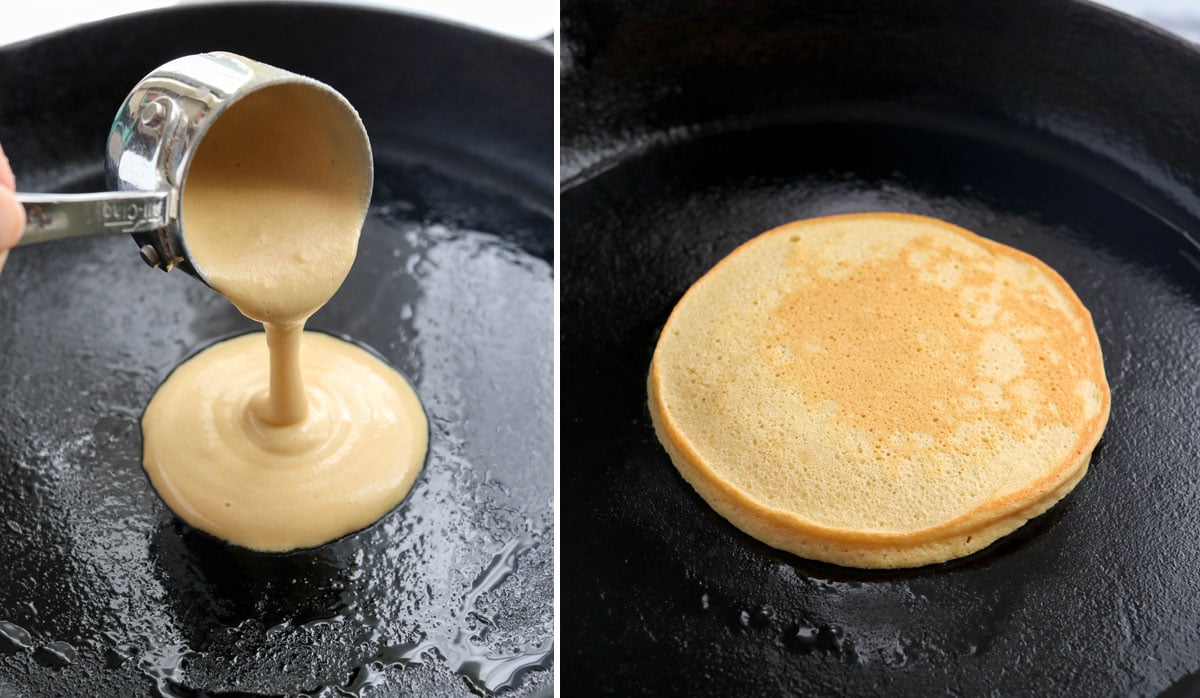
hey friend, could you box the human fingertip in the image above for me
[0,145,14,192]
[0,187,23,250]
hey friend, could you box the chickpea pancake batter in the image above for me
[142,80,428,552]
[648,213,1109,568]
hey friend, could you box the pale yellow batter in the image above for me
[142,332,427,551]
[142,80,428,552]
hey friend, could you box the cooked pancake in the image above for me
[648,213,1109,568]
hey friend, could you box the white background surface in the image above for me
[0,1,1194,47]
[0,0,556,44]
[1101,0,1200,41]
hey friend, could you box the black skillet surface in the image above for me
[562,1,1200,695]
[0,4,552,696]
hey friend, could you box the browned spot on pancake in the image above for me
[764,233,1093,456]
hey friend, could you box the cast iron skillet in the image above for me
[562,1,1200,695]
[0,4,552,696]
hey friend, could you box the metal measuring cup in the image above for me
[13,51,372,278]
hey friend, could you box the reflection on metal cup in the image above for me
[15,52,372,283]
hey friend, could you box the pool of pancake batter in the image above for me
[141,82,428,553]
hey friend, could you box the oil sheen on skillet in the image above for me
[0,154,553,695]
[0,2,552,694]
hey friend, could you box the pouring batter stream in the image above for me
[141,81,428,552]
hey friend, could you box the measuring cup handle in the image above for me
[14,191,170,247]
